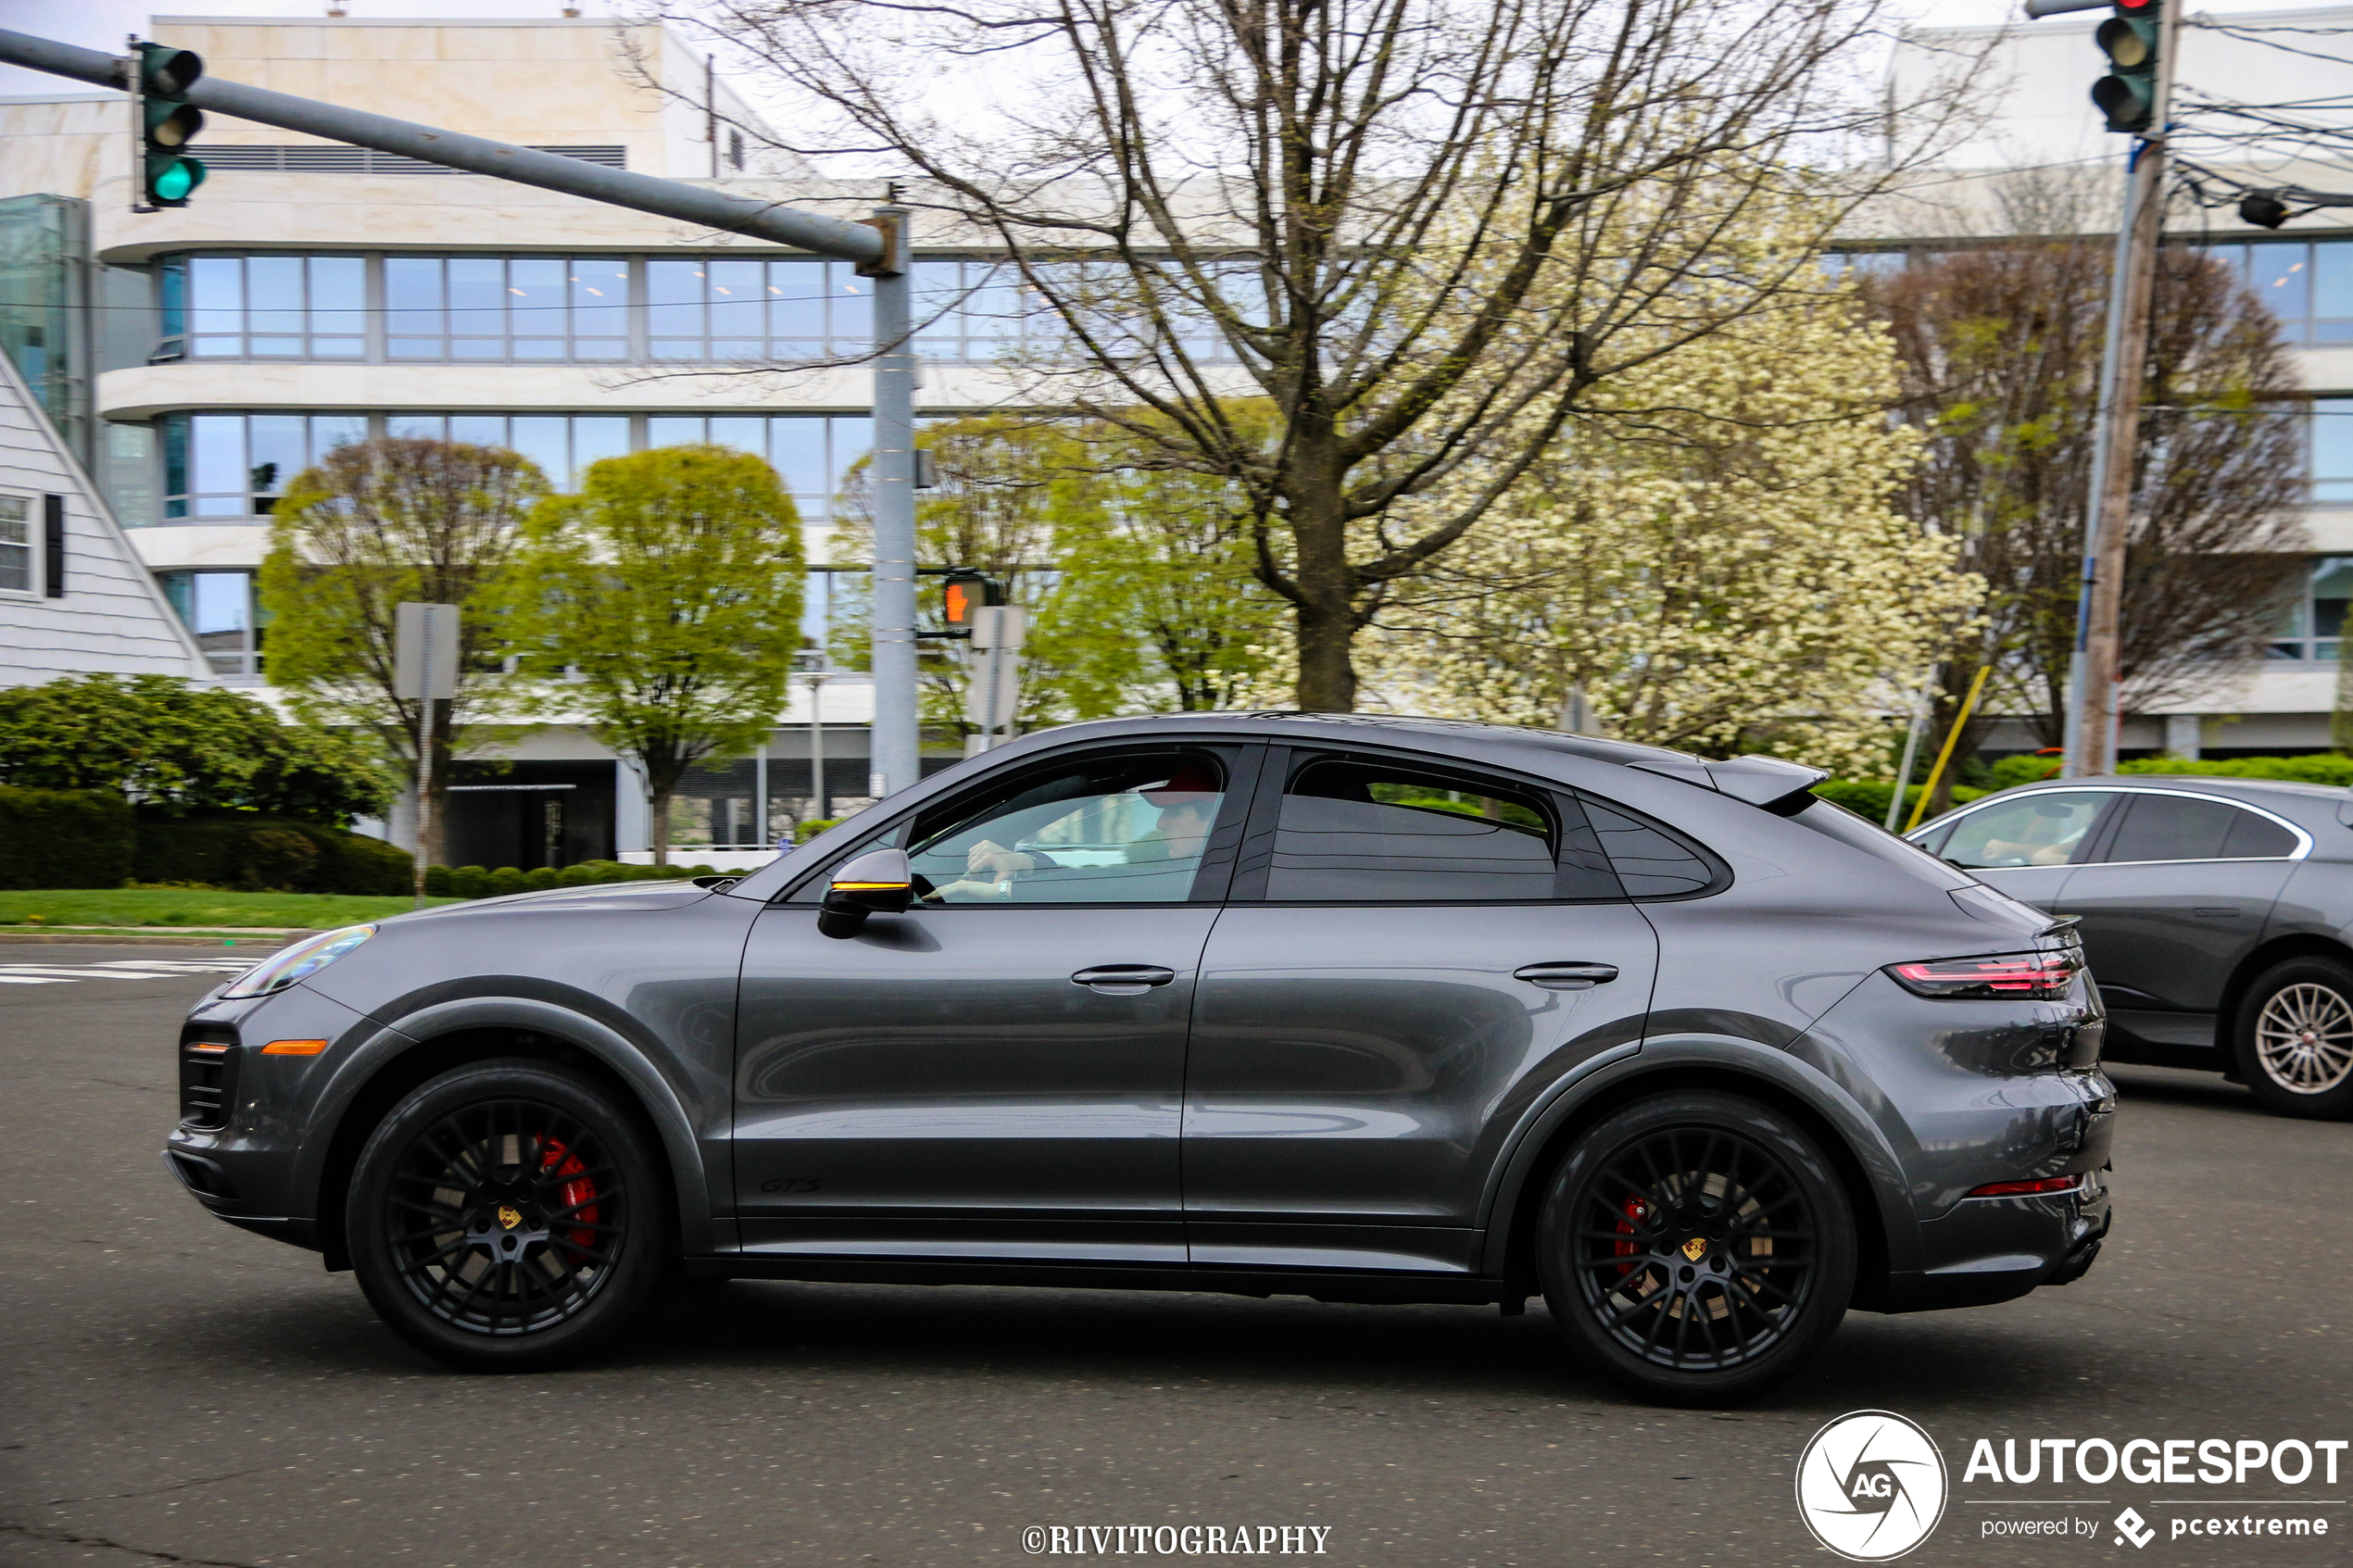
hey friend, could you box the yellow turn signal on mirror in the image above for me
[832,881,910,892]
[260,1039,328,1056]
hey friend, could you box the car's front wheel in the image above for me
[346,1059,666,1371]
[2234,958,2353,1119]
[1537,1092,1855,1407]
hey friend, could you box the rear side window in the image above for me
[1265,758,1557,902]
[2101,794,2299,862]
[1579,797,1722,897]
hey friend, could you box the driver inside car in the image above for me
[920,762,1223,902]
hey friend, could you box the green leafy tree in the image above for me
[498,445,804,865]
[258,438,550,862]
[828,415,1281,734]
[0,672,394,822]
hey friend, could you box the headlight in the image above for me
[220,924,377,999]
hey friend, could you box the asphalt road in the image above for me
[4,946,2350,1568]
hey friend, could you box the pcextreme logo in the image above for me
[1796,1410,1951,1562]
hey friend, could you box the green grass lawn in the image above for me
[0,888,462,931]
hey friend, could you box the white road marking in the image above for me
[0,958,258,987]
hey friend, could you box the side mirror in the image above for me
[817,847,913,938]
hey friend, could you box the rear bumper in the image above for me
[1879,1171,2112,1313]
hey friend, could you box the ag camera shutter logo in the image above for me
[1795,1410,1949,1562]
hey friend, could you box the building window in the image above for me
[162,412,367,519]
[2269,556,2353,663]
[644,257,872,361]
[2315,396,2353,506]
[0,494,32,593]
[642,414,871,524]
[386,413,630,491]
[158,568,265,678]
[2205,239,2353,345]
[161,253,366,359]
[384,256,631,362]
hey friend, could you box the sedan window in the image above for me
[1936,791,2108,870]
[2100,793,2299,863]
[906,751,1228,905]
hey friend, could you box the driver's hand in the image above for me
[965,839,1035,879]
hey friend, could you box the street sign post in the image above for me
[966,606,1027,753]
[394,602,459,909]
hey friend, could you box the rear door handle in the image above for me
[1072,964,1177,995]
[1514,961,1619,991]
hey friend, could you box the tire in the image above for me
[2233,958,2353,1120]
[346,1059,668,1372]
[1537,1092,1856,1407]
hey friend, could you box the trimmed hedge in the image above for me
[133,809,414,895]
[1811,779,1985,826]
[2119,755,2353,786]
[0,786,136,889]
[422,859,724,898]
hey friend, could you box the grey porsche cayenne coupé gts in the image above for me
[166,714,2113,1405]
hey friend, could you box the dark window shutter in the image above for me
[42,495,63,598]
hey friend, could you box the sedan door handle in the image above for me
[1072,964,1177,995]
[1514,961,1619,991]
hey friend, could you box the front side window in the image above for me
[906,751,1229,905]
[1931,791,2109,870]
[1265,757,1556,903]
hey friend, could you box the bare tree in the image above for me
[1875,239,2306,802]
[655,0,1974,709]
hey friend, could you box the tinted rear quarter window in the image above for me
[1579,797,1720,897]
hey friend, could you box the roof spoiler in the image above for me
[1703,755,1830,817]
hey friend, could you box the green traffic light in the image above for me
[153,159,202,203]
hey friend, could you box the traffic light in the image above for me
[2091,0,2160,134]
[939,571,1001,633]
[2239,190,2291,229]
[134,43,206,207]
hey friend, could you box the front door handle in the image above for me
[1072,964,1177,995]
[1514,961,1619,991]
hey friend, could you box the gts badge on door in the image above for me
[759,1177,824,1195]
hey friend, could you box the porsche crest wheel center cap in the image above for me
[497,1205,524,1231]
[1681,1236,1708,1262]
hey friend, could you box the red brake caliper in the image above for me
[537,1137,600,1259]
[1614,1194,1650,1278]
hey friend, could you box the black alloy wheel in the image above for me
[1538,1092,1855,1406]
[2234,956,2353,1120]
[346,1060,666,1371]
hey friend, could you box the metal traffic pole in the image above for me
[867,207,920,797]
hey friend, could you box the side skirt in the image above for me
[687,1254,1506,1308]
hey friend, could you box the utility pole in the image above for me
[0,26,925,799]
[2029,0,2182,777]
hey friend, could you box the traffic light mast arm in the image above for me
[0,26,887,266]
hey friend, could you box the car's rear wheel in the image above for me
[2234,958,2353,1119]
[346,1060,665,1371]
[1537,1092,1855,1407]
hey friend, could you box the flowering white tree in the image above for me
[1369,257,1981,776]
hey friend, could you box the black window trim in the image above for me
[774,739,1265,909]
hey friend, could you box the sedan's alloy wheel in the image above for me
[387,1098,624,1334]
[2252,982,2353,1096]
